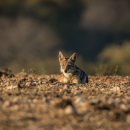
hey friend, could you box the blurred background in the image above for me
[0,0,130,76]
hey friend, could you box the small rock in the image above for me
[90,99,101,105]
[25,82,32,86]
[59,88,63,93]
[17,84,22,88]
[112,86,120,92]
[126,114,130,124]
[45,97,50,103]
[27,99,32,103]
[50,100,56,106]
[63,85,70,89]
[10,105,19,111]
[2,100,10,108]
[115,100,122,104]
[7,85,17,89]
[120,104,128,112]
[75,96,86,103]
[12,98,20,103]
[74,91,81,95]
[33,99,38,103]
[64,105,74,115]
[42,97,50,103]
[108,99,122,104]
[0,101,2,107]
[78,101,91,112]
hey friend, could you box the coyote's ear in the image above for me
[69,53,76,63]
[58,51,65,61]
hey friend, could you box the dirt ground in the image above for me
[0,72,130,130]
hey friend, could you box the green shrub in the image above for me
[96,41,130,76]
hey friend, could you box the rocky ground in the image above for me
[0,71,130,130]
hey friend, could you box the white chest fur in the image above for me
[63,73,72,79]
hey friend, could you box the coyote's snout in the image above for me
[58,51,88,84]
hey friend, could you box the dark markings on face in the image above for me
[67,62,74,69]
[60,59,75,73]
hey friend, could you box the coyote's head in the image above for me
[58,51,76,76]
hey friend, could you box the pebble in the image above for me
[126,114,130,124]
[59,88,63,93]
[10,105,19,111]
[112,86,120,92]
[2,100,10,108]
[45,97,50,103]
[12,98,20,103]
[64,105,74,115]
[33,99,38,103]
[75,96,86,103]
[74,91,81,95]
[63,85,70,89]
[90,99,101,104]
[7,85,17,89]
[108,99,122,104]
[120,104,128,112]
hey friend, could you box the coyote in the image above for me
[58,51,88,84]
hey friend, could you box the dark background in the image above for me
[0,0,130,75]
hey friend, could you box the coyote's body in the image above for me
[58,51,88,84]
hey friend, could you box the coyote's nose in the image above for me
[65,70,67,73]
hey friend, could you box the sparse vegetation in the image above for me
[97,41,130,76]
[95,64,118,76]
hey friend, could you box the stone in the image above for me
[120,104,128,112]
[10,105,19,111]
[112,86,120,92]
[64,105,74,115]
[2,100,10,108]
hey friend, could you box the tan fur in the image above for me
[58,74,80,84]
[58,51,88,84]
